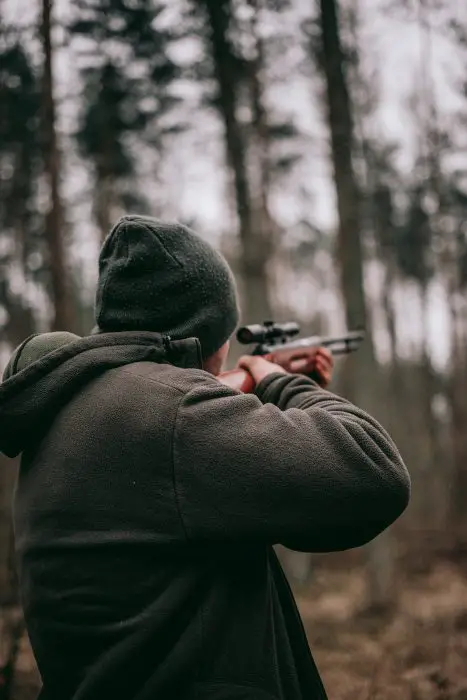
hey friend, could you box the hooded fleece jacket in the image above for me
[0,331,410,700]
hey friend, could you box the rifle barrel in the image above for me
[261,330,365,355]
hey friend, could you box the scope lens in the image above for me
[236,327,256,344]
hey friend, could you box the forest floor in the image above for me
[2,531,467,700]
[300,531,467,700]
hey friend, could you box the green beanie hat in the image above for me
[94,215,240,359]
[2,332,81,381]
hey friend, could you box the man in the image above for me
[0,215,410,700]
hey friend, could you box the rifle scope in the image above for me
[237,321,300,345]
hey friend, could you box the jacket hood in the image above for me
[0,331,203,459]
[2,332,82,381]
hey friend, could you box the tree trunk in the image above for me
[381,258,398,364]
[94,175,114,243]
[246,0,281,274]
[41,0,76,331]
[317,0,395,610]
[246,0,272,210]
[203,0,272,323]
[318,0,366,330]
[418,284,446,526]
[448,282,467,529]
[95,77,118,242]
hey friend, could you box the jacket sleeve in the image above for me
[172,371,410,552]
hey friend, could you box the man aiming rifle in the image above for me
[0,215,410,700]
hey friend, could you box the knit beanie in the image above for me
[94,215,240,359]
[2,332,81,381]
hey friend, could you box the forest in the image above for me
[1,0,467,698]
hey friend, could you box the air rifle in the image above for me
[219,320,365,393]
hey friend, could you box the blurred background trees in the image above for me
[1,0,467,697]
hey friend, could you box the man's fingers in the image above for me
[316,347,333,366]
[315,353,333,373]
[315,357,330,372]
[289,358,310,373]
[313,348,333,387]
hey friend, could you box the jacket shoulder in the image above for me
[119,361,222,397]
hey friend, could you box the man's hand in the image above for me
[237,347,334,389]
[237,356,287,387]
[298,347,333,388]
